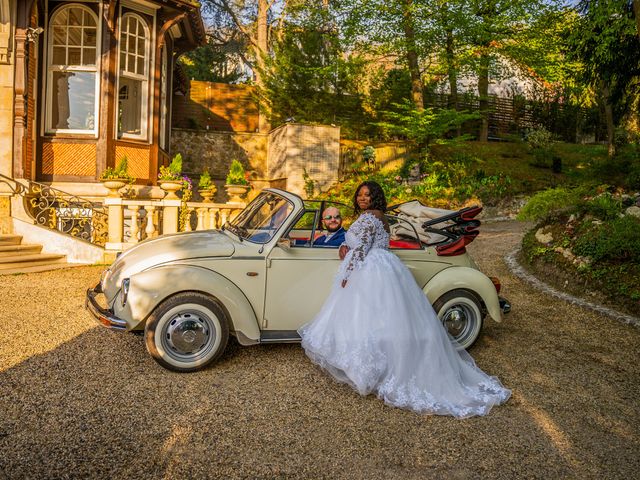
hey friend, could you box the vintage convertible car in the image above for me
[86,188,510,372]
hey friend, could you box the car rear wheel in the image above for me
[432,289,484,350]
[144,292,229,372]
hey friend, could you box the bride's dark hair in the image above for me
[354,181,387,213]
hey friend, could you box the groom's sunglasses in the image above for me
[323,215,341,220]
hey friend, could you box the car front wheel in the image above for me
[144,292,229,372]
[432,289,484,350]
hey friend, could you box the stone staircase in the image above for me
[0,234,70,274]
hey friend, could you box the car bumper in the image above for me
[85,283,128,331]
[499,297,511,315]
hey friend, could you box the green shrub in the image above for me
[158,153,183,181]
[517,187,582,221]
[226,159,248,185]
[574,215,640,263]
[577,193,623,221]
[100,156,134,183]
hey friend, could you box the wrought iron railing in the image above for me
[1,173,246,252]
[0,173,109,246]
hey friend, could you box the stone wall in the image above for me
[268,124,341,196]
[170,128,268,202]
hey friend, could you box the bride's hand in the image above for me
[341,279,347,288]
[339,245,349,260]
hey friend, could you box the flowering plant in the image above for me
[100,156,134,183]
[158,153,183,181]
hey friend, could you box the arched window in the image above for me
[46,4,99,134]
[117,13,149,140]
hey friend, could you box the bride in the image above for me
[298,181,511,418]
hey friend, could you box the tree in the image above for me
[260,2,371,135]
[201,0,274,131]
[567,0,640,155]
[179,34,249,83]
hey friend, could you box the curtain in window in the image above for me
[48,6,98,132]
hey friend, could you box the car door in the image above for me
[262,209,342,333]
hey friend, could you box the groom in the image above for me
[314,207,346,247]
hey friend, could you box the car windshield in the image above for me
[226,191,294,244]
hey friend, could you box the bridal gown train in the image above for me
[298,212,511,418]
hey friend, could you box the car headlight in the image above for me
[121,278,130,307]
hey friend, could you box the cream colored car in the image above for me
[86,189,509,372]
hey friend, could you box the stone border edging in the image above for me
[504,248,640,329]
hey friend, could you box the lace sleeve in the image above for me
[339,214,378,284]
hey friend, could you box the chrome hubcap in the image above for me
[165,313,211,355]
[443,306,469,337]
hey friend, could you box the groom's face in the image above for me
[322,207,342,233]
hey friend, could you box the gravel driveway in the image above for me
[1,220,638,479]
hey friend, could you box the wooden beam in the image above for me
[149,12,186,183]
[96,0,119,180]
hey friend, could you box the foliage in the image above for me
[302,168,316,198]
[226,159,249,185]
[179,176,193,231]
[158,153,183,181]
[517,187,584,221]
[362,146,376,165]
[577,192,623,220]
[567,0,640,120]
[179,35,248,84]
[574,215,640,263]
[376,101,479,151]
[100,156,134,183]
[198,169,213,190]
[525,126,555,151]
[259,3,372,136]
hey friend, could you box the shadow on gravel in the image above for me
[1,306,639,479]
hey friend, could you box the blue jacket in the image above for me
[313,227,346,247]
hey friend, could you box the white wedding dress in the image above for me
[298,212,511,418]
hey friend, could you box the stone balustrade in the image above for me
[103,196,245,253]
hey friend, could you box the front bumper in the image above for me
[85,282,128,331]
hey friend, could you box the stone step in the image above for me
[0,244,43,257]
[0,253,67,270]
[0,234,23,246]
[0,263,84,275]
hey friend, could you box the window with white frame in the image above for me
[46,5,99,134]
[117,13,149,140]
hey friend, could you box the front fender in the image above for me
[423,266,502,322]
[116,265,261,343]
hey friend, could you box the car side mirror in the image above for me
[277,237,291,251]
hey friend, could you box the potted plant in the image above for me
[100,156,134,197]
[158,153,185,199]
[224,159,250,202]
[197,168,216,202]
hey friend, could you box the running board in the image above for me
[260,330,302,343]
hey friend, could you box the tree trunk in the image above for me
[477,50,490,142]
[256,0,270,132]
[601,83,616,157]
[401,0,424,110]
[446,28,458,111]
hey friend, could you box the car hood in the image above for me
[104,230,235,291]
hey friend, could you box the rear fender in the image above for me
[423,267,502,322]
[118,265,261,343]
